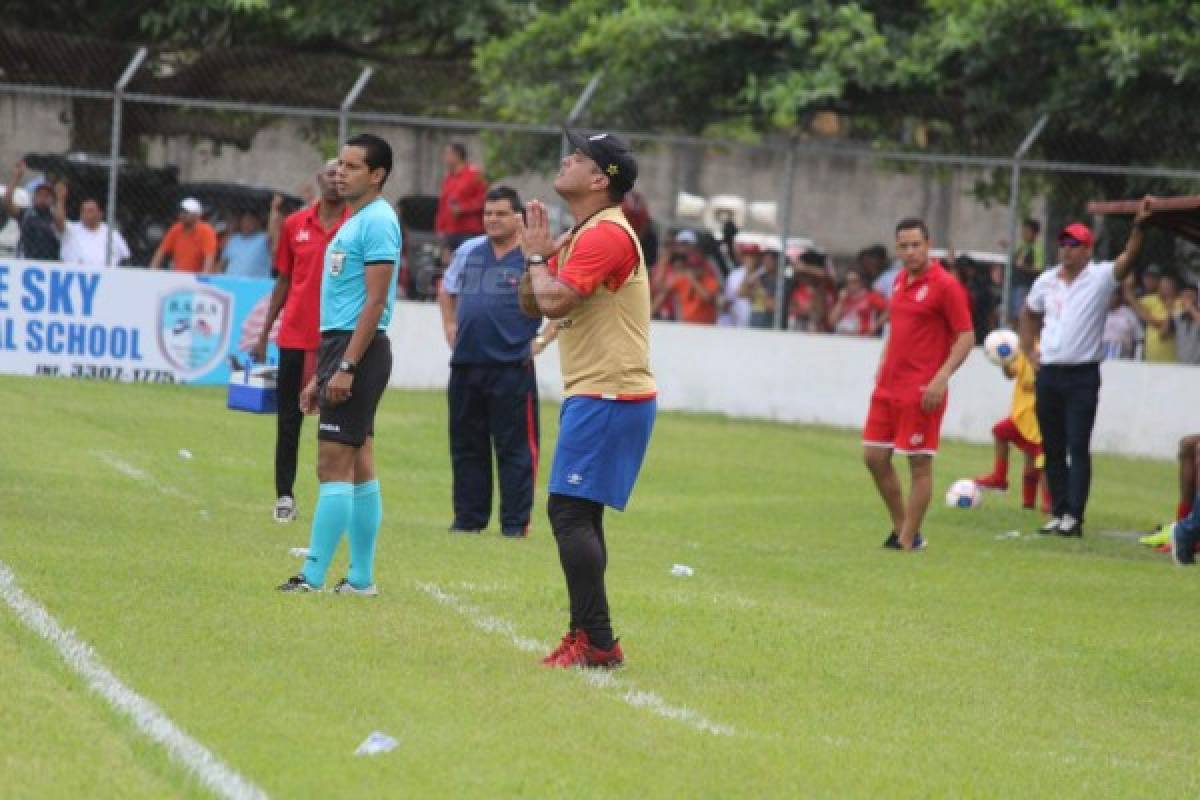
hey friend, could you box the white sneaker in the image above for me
[273,496,297,523]
[333,579,379,597]
[1038,516,1062,535]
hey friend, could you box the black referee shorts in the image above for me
[316,330,393,447]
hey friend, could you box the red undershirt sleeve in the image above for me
[554,223,637,296]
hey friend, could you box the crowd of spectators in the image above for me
[640,207,1200,366]
[0,160,277,275]
[3,155,1198,367]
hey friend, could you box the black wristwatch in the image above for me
[338,359,356,374]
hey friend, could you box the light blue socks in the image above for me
[347,480,383,589]
[301,482,354,587]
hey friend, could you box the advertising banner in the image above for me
[0,259,277,384]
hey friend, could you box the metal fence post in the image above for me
[106,47,147,266]
[1001,114,1049,326]
[338,67,375,146]
[560,72,604,162]
[773,142,797,330]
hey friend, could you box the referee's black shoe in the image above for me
[277,574,318,592]
[448,524,483,534]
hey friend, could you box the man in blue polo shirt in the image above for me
[278,133,400,594]
[437,186,555,536]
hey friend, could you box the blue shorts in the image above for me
[548,396,656,511]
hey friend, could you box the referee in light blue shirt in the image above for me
[437,187,555,537]
[278,133,401,595]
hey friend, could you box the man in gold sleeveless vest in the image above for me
[519,129,657,669]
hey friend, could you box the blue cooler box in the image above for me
[227,366,278,413]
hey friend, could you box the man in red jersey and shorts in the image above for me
[863,217,975,551]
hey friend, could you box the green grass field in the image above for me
[1,374,1197,798]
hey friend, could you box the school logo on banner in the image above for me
[157,286,233,375]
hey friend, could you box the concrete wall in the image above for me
[0,94,72,173]
[388,300,1197,461]
[141,118,325,196]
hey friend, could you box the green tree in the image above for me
[480,0,1200,158]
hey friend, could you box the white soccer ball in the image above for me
[945,478,983,509]
[983,328,1019,366]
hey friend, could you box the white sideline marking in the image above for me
[416,582,736,737]
[0,561,268,800]
[92,451,189,500]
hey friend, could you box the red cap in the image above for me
[1059,223,1093,247]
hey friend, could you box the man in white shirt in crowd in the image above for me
[59,192,131,268]
[872,254,902,300]
[0,186,28,257]
[1101,288,1141,359]
[1019,198,1151,538]
[718,239,758,327]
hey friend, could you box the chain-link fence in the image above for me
[2,29,1198,360]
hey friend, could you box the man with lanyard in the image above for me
[863,218,975,552]
[278,134,400,595]
[519,129,656,668]
[437,186,556,537]
[252,160,348,523]
[1020,198,1151,538]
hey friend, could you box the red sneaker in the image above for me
[547,629,625,669]
[541,631,577,666]
[973,474,1008,491]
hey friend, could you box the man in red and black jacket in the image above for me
[435,142,488,258]
[252,160,348,523]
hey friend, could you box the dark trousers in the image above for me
[274,347,308,498]
[1034,363,1101,522]
[548,493,613,649]
[448,362,539,532]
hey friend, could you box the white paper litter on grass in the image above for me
[288,547,310,558]
[178,448,193,460]
[354,731,399,756]
[670,564,695,577]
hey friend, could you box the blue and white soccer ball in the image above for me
[984,328,1019,366]
[945,479,983,509]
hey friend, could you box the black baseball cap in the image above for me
[564,128,637,196]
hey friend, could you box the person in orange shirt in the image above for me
[652,251,720,324]
[150,197,218,273]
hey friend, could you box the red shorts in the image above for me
[863,389,945,455]
[992,417,1042,457]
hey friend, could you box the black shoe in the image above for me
[884,532,925,550]
[501,527,527,538]
[277,574,318,592]
[448,525,483,534]
[1056,514,1083,538]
